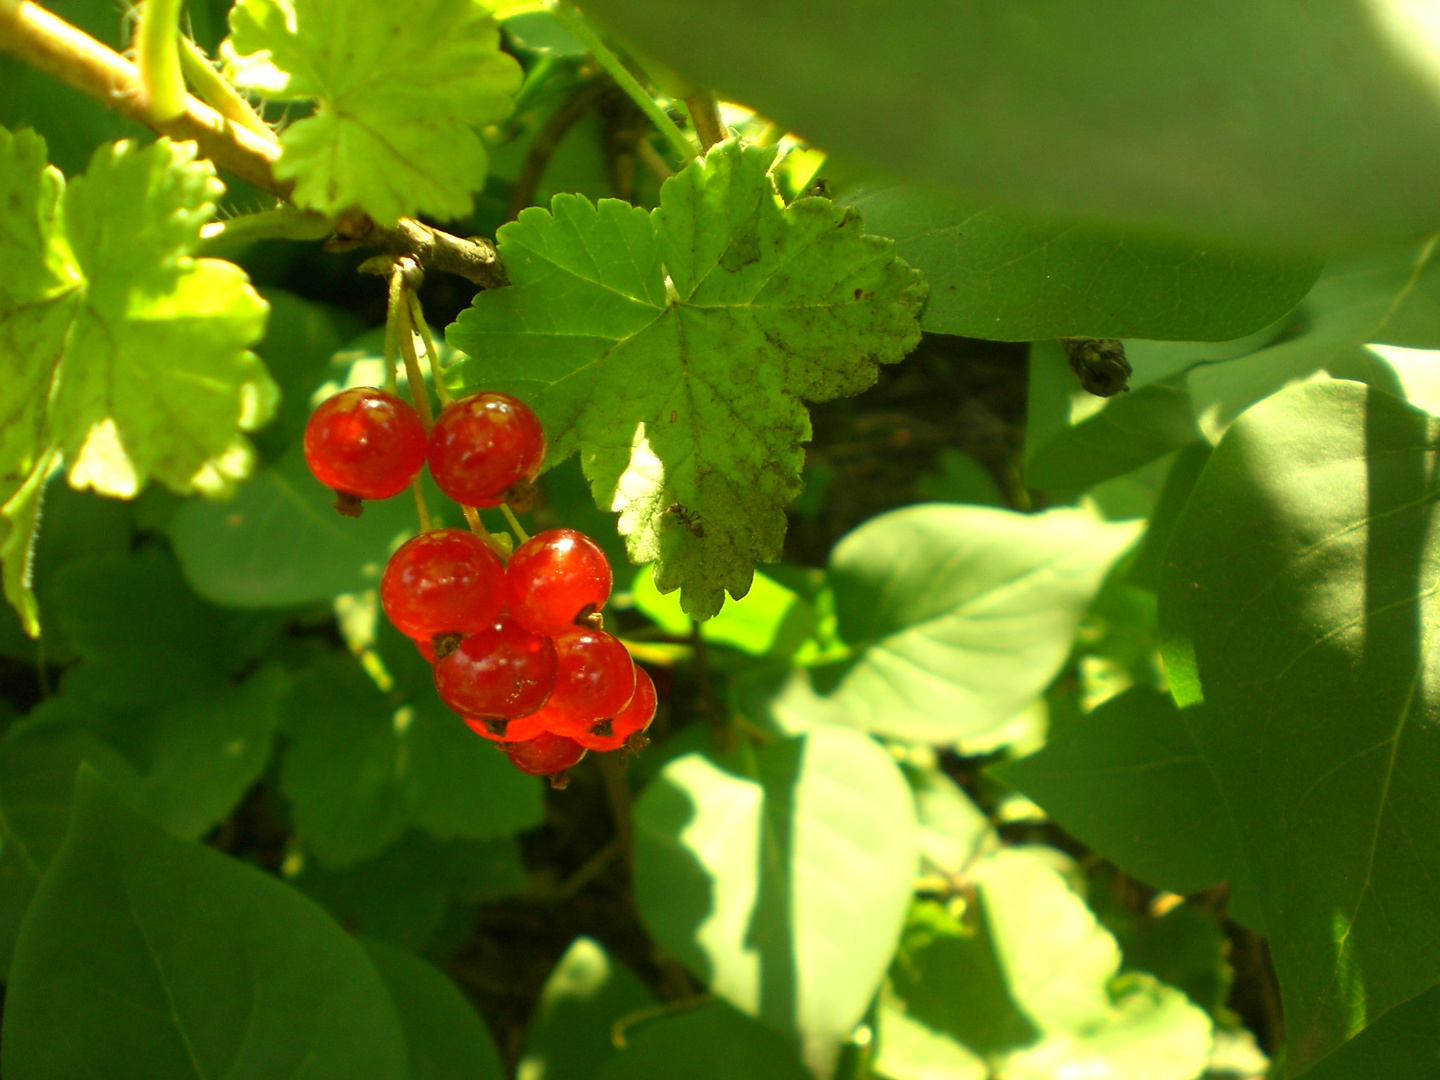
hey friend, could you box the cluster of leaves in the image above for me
[4,0,1440,1078]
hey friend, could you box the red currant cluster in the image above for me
[303,387,655,786]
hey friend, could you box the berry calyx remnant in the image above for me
[427,392,546,507]
[504,730,588,786]
[381,529,505,642]
[576,666,657,751]
[433,616,558,718]
[507,529,613,635]
[303,387,427,513]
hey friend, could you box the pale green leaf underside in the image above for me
[843,183,1321,341]
[449,139,925,618]
[227,0,522,223]
[1160,380,1440,1070]
[579,0,1440,249]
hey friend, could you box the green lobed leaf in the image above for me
[633,727,920,1074]
[52,546,281,707]
[1188,243,1440,441]
[597,1000,812,1080]
[578,0,1440,249]
[294,831,527,951]
[448,139,926,619]
[841,184,1320,341]
[518,937,659,1080]
[1158,379,1440,1069]
[0,127,274,631]
[280,627,545,867]
[763,505,1141,744]
[991,687,1252,907]
[226,0,523,223]
[2,768,409,1080]
[362,938,506,1080]
[169,443,419,608]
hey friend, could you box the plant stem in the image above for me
[684,89,726,151]
[411,479,432,532]
[0,0,282,191]
[499,502,530,544]
[0,3,509,287]
[197,207,332,252]
[135,0,185,122]
[549,3,695,162]
[406,292,452,408]
[390,266,434,429]
[177,34,274,142]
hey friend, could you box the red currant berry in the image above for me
[531,630,636,739]
[427,392,546,507]
[576,666,657,751]
[434,616,557,718]
[381,529,505,643]
[462,711,548,743]
[504,730,587,784]
[304,387,426,512]
[507,529,613,636]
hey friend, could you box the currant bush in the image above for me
[427,392,546,508]
[303,387,427,511]
[507,529,613,635]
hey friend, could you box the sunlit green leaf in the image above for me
[633,728,919,1074]
[226,0,523,223]
[764,505,1141,744]
[448,139,925,618]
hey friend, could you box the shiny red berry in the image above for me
[304,387,426,510]
[529,630,636,740]
[381,529,505,643]
[434,616,557,718]
[507,529,613,636]
[462,711,548,743]
[427,392,546,507]
[504,729,587,783]
[576,666,657,751]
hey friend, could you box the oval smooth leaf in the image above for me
[2,768,408,1080]
[633,727,919,1075]
[1159,379,1440,1069]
